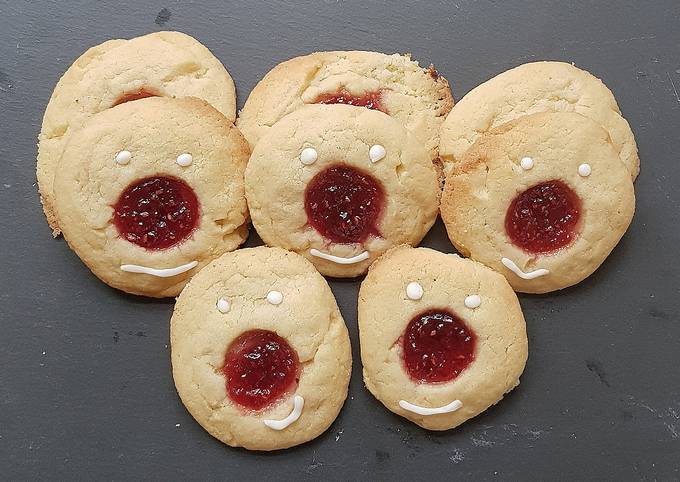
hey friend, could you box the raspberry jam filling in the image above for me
[304,164,385,244]
[402,309,476,384]
[222,329,300,412]
[314,89,385,112]
[505,179,582,255]
[112,175,199,250]
[112,88,159,107]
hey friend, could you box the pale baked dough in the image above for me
[245,104,441,278]
[38,31,236,235]
[439,61,639,179]
[237,50,453,158]
[171,246,352,451]
[53,97,249,298]
[359,246,528,430]
[440,112,635,294]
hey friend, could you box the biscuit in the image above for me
[171,247,352,451]
[441,111,635,294]
[245,104,441,278]
[358,246,528,431]
[439,61,639,179]
[53,97,249,298]
[237,50,453,158]
[38,31,236,235]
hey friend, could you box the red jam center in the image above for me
[222,329,300,412]
[304,164,385,244]
[402,309,476,384]
[112,176,199,250]
[112,88,159,107]
[314,89,385,112]
[505,179,582,255]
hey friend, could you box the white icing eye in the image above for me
[406,281,423,300]
[464,294,481,309]
[216,297,230,313]
[578,163,592,177]
[520,157,534,170]
[267,290,283,305]
[115,150,131,165]
[300,147,318,165]
[176,153,193,167]
[369,144,386,163]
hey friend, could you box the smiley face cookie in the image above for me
[52,97,249,297]
[439,61,639,179]
[38,31,237,235]
[171,247,352,451]
[245,104,441,278]
[358,246,527,430]
[237,50,453,158]
[441,112,635,294]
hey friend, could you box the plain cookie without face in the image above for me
[358,246,528,430]
[237,50,453,158]
[53,97,249,298]
[171,247,352,451]
[37,31,237,235]
[245,104,441,278]
[440,111,635,294]
[439,61,639,179]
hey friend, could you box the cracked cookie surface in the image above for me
[53,97,249,297]
[440,111,635,294]
[171,246,351,451]
[439,61,639,179]
[245,104,441,278]
[237,50,453,159]
[358,246,528,430]
[37,31,236,235]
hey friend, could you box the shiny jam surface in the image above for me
[314,89,385,112]
[402,309,476,384]
[304,164,385,244]
[112,88,159,106]
[222,330,300,412]
[505,179,582,255]
[112,176,199,250]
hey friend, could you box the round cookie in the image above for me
[245,104,441,278]
[439,61,639,179]
[171,247,352,451]
[53,97,249,298]
[358,246,528,431]
[441,111,635,294]
[38,31,237,235]
[237,50,453,158]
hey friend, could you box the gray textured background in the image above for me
[1,0,679,480]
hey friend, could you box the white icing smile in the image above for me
[263,395,304,430]
[399,399,463,416]
[120,260,198,277]
[309,249,369,265]
[501,257,549,280]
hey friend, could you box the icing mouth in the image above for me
[120,260,198,277]
[399,399,463,416]
[309,249,369,265]
[501,257,549,280]
[263,395,304,430]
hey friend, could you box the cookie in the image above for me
[171,246,351,451]
[245,104,441,278]
[439,61,639,179]
[38,31,237,235]
[52,97,249,298]
[237,50,453,159]
[358,246,527,431]
[441,111,635,294]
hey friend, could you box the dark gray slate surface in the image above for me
[1,0,679,480]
